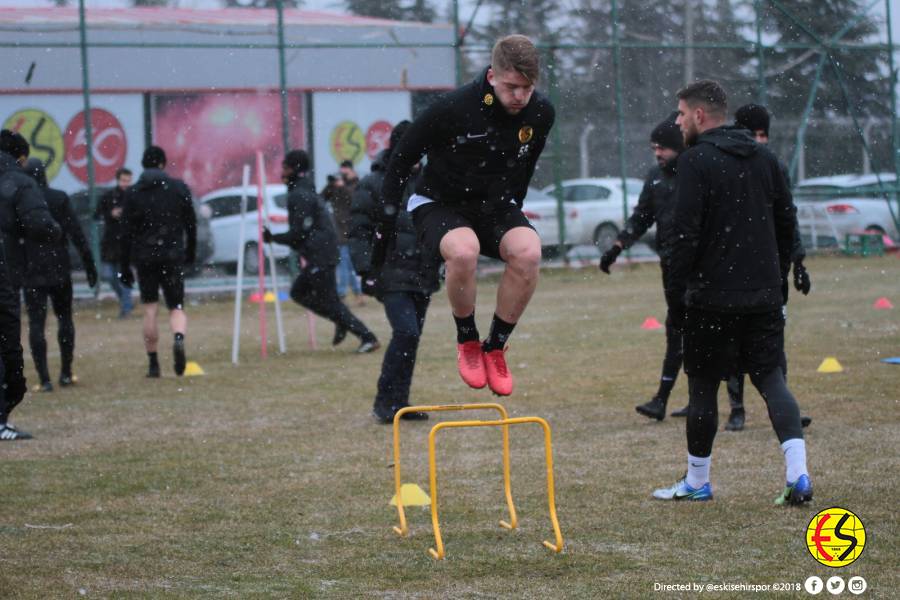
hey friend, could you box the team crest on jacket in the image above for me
[483,93,494,106]
[518,126,534,144]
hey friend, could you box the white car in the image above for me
[794,173,899,249]
[199,184,292,274]
[528,177,645,252]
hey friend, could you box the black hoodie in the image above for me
[121,168,197,268]
[381,67,555,221]
[269,175,339,269]
[349,149,439,297]
[0,152,62,289]
[668,126,796,314]
[618,157,679,263]
[23,159,96,288]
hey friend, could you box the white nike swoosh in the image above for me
[467,132,488,139]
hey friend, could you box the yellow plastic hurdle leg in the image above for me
[392,404,518,538]
[427,416,564,560]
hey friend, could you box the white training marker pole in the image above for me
[231,164,251,365]
[258,156,287,354]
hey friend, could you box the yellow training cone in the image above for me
[263,291,276,303]
[817,357,843,373]
[390,483,431,507]
[184,361,205,376]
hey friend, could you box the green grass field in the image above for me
[1,255,898,598]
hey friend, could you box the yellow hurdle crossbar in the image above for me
[427,416,564,560]
[392,403,517,537]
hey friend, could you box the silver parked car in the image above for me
[199,184,291,275]
[527,177,645,252]
[794,173,899,249]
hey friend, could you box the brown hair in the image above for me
[491,35,540,83]
[676,79,728,118]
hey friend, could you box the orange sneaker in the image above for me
[484,348,513,396]
[457,341,487,389]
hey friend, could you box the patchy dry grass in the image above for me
[1,255,898,598]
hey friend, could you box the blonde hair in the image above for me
[491,34,540,83]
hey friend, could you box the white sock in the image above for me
[686,453,711,489]
[782,438,808,483]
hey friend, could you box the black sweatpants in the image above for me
[656,266,685,402]
[290,266,375,343]
[24,283,75,383]
[727,337,789,411]
[0,352,27,424]
[687,368,803,458]
[376,291,430,408]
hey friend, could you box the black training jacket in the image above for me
[0,152,62,289]
[0,239,24,400]
[270,175,339,269]
[381,67,555,218]
[24,162,95,288]
[121,169,197,268]
[349,150,439,297]
[668,126,796,314]
[618,158,679,264]
[94,186,127,263]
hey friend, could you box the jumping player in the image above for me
[378,34,555,396]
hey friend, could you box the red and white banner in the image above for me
[312,91,411,191]
[0,94,143,193]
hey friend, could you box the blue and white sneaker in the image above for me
[652,477,713,501]
[775,474,813,506]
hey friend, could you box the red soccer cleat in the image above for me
[484,348,514,396]
[457,341,487,389]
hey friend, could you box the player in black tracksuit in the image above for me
[653,81,811,506]
[120,146,197,378]
[264,149,379,354]
[599,115,685,421]
[713,104,812,431]
[350,121,441,423]
[380,35,554,396]
[23,159,98,391]
[0,129,62,440]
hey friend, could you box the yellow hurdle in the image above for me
[392,403,517,537]
[427,416,564,560]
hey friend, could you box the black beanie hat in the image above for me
[650,112,684,152]
[283,149,310,173]
[389,120,411,149]
[142,145,167,169]
[0,129,30,159]
[734,104,770,136]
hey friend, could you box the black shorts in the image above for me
[411,201,535,262]
[683,308,785,381]
[137,262,185,310]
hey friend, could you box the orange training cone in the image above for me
[641,317,663,330]
[873,297,893,310]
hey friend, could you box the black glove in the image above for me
[599,244,622,274]
[118,266,135,288]
[262,227,273,244]
[85,262,98,288]
[370,223,396,270]
[793,260,810,295]
[359,271,380,297]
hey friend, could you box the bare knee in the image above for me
[505,243,541,280]
[442,239,480,276]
